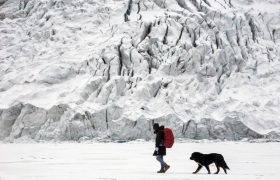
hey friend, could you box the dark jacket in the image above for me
[153,125,166,156]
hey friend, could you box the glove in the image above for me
[155,147,159,152]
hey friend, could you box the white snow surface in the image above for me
[0,0,280,141]
[0,141,280,180]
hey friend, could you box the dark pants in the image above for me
[156,155,167,167]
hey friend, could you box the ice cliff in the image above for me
[0,0,280,141]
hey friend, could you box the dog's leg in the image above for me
[214,164,220,174]
[193,165,202,174]
[205,165,211,174]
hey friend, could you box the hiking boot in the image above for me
[157,167,165,173]
[164,165,170,172]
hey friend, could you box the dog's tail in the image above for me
[220,155,230,170]
[224,162,230,170]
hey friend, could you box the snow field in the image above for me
[0,142,279,180]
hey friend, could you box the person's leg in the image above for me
[156,156,170,173]
[162,156,170,172]
[156,155,165,173]
[156,155,167,166]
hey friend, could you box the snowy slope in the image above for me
[0,0,280,141]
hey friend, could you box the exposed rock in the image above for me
[10,104,47,139]
[0,103,23,139]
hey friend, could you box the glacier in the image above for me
[0,0,280,141]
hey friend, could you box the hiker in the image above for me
[153,123,170,173]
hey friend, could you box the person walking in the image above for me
[153,123,170,173]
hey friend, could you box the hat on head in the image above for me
[153,123,159,130]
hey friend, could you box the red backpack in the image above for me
[164,128,174,148]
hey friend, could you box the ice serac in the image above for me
[0,0,279,141]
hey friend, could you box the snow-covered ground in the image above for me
[0,142,279,180]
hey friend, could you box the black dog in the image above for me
[190,152,230,174]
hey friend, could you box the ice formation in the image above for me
[0,0,280,141]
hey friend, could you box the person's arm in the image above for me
[156,131,164,147]
[155,133,160,147]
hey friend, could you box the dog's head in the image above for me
[190,152,202,160]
